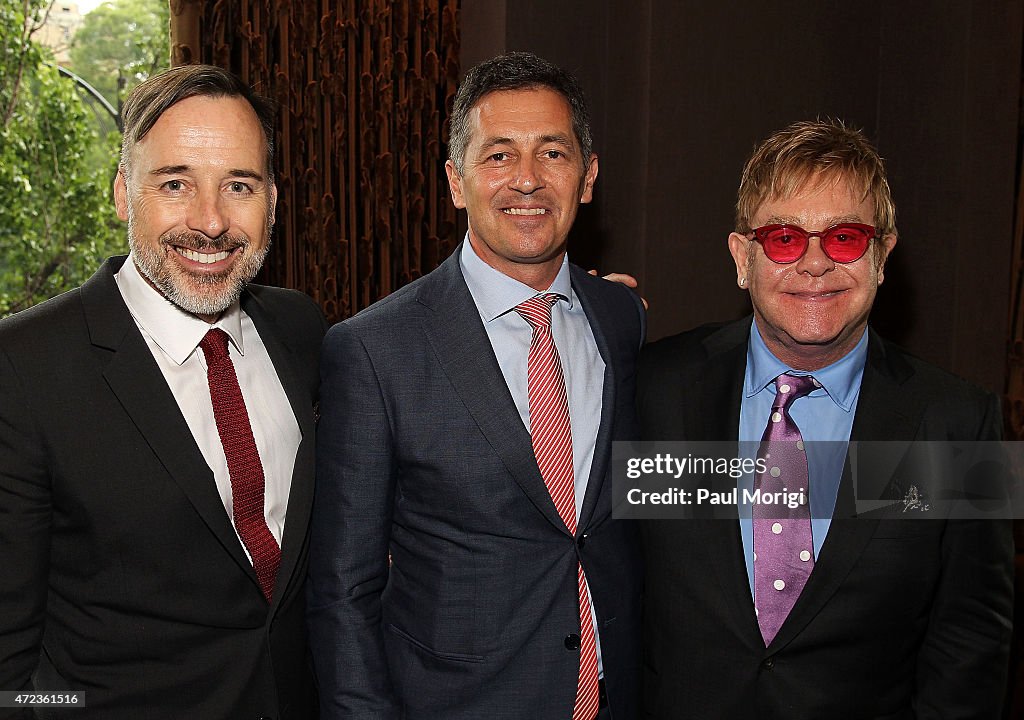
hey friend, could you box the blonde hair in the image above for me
[735,119,896,238]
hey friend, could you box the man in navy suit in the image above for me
[638,119,1013,718]
[308,52,645,719]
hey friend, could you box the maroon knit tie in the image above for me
[200,328,280,602]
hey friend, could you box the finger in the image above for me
[601,272,638,288]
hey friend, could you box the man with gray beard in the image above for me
[0,65,323,719]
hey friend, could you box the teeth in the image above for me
[177,247,231,264]
[503,208,547,216]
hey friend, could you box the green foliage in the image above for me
[0,0,129,316]
[68,0,169,108]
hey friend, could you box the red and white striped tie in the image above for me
[516,295,600,720]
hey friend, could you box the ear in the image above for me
[579,153,599,204]
[269,181,278,227]
[113,167,129,222]
[728,232,751,288]
[875,233,897,285]
[445,159,466,209]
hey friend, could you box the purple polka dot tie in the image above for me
[753,373,817,645]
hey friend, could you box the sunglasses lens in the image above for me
[822,225,872,262]
[757,226,807,263]
[823,225,872,264]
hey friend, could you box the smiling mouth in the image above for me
[789,289,847,299]
[503,208,547,216]
[175,247,234,264]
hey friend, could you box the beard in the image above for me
[128,224,271,318]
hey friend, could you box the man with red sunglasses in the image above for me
[637,119,1013,718]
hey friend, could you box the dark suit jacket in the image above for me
[308,247,645,720]
[0,256,325,719]
[637,318,1014,720]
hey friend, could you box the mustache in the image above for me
[160,230,249,252]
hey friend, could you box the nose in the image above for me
[795,235,834,276]
[186,187,228,238]
[509,155,543,193]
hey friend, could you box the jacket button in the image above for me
[578,533,588,548]
[564,633,581,650]
[761,656,775,670]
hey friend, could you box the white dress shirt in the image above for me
[115,255,300,558]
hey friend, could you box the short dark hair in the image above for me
[119,64,276,179]
[448,51,592,173]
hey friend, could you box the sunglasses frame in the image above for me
[749,222,877,264]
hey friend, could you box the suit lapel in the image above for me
[571,268,618,530]
[693,322,747,446]
[849,330,920,442]
[686,322,764,636]
[770,475,879,649]
[769,329,922,650]
[416,251,572,535]
[82,258,256,583]
[242,290,316,610]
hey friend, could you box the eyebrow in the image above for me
[149,165,266,182]
[150,165,190,176]
[763,214,865,227]
[478,134,576,153]
[538,133,574,148]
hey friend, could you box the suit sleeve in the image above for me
[631,286,647,350]
[913,393,1014,719]
[307,322,401,720]
[0,346,48,718]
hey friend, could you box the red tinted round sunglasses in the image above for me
[750,223,875,264]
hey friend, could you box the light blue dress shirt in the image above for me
[459,239,605,519]
[738,320,868,596]
[459,239,606,673]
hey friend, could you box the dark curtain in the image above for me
[172,0,461,323]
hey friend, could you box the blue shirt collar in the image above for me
[459,235,574,322]
[744,319,868,412]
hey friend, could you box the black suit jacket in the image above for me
[637,318,1013,720]
[0,256,325,719]
[308,247,645,719]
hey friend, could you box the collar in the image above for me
[115,253,245,365]
[744,319,868,412]
[458,235,574,322]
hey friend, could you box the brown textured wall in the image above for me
[172,0,461,324]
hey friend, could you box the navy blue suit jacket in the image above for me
[308,247,645,719]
